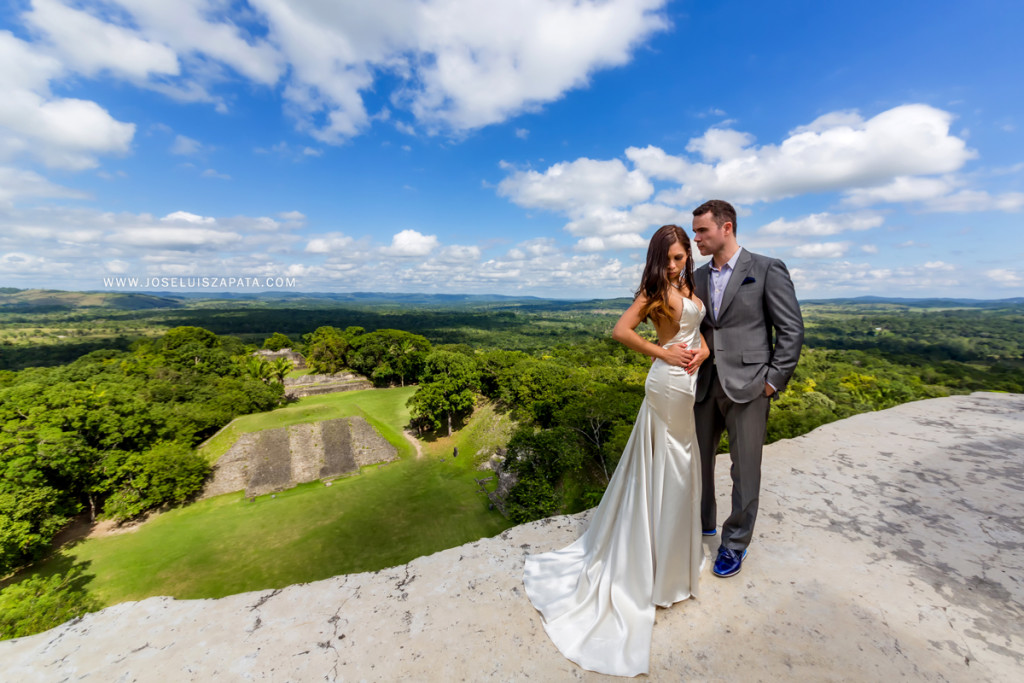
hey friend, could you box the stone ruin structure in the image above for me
[253,347,306,369]
[201,417,398,499]
[476,449,517,517]
[282,371,372,398]
[250,351,373,397]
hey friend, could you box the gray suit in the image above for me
[694,248,803,551]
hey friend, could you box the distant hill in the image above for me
[801,295,1024,308]
[138,290,632,313]
[0,289,182,312]
[164,290,549,303]
[2,288,1020,313]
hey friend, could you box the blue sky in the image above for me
[0,0,1021,299]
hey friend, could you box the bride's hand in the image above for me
[661,344,691,367]
[685,345,710,375]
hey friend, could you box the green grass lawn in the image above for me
[34,388,515,605]
[198,386,417,463]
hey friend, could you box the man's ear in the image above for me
[723,221,734,236]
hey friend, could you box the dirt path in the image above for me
[403,430,424,459]
[48,512,155,554]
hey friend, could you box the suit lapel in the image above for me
[716,248,752,321]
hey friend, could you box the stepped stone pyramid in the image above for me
[201,417,397,499]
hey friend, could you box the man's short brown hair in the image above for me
[693,199,737,235]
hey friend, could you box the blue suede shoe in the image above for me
[702,528,717,537]
[712,546,748,577]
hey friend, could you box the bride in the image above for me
[523,225,709,677]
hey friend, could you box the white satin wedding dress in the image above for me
[523,296,705,677]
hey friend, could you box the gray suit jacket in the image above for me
[695,249,804,404]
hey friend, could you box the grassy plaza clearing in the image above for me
[33,387,514,605]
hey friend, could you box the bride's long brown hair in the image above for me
[635,225,694,324]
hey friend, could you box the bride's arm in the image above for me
[611,295,690,366]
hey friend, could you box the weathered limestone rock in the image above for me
[3,393,1022,681]
[198,431,257,499]
[319,417,357,478]
[348,416,398,468]
[254,348,306,369]
[245,427,292,496]
[287,422,324,484]
[283,372,362,387]
[283,372,372,398]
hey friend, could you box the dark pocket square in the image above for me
[741,276,756,285]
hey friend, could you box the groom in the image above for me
[691,200,804,578]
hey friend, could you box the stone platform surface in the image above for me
[2,392,1022,681]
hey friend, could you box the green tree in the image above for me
[407,350,479,436]
[0,486,68,573]
[103,442,210,521]
[269,357,293,383]
[502,426,583,523]
[154,326,233,375]
[303,326,350,374]
[240,355,273,383]
[262,332,294,351]
[506,474,559,524]
[0,566,101,640]
[349,329,431,387]
[493,359,581,426]
[553,383,643,483]
[0,331,282,572]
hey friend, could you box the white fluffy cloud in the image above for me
[25,0,179,80]
[0,166,89,206]
[439,244,483,261]
[987,269,1022,286]
[0,0,670,201]
[171,135,203,156]
[0,251,66,275]
[920,190,1024,213]
[104,212,242,250]
[0,200,655,295]
[498,158,653,213]
[563,203,688,239]
[792,241,852,259]
[112,226,242,250]
[382,229,439,256]
[759,212,884,236]
[842,176,956,207]
[26,0,665,140]
[494,104,1021,256]
[161,211,215,225]
[305,233,354,253]
[628,104,975,205]
[0,30,135,171]
[507,238,559,259]
[575,233,648,252]
[788,260,971,298]
[497,160,678,250]
[396,0,669,132]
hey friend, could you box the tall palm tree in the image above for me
[241,355,273,383]
[270,357,293,384]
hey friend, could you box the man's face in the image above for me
[692,211,728,256]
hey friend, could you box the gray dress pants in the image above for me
[695,365,771,552]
